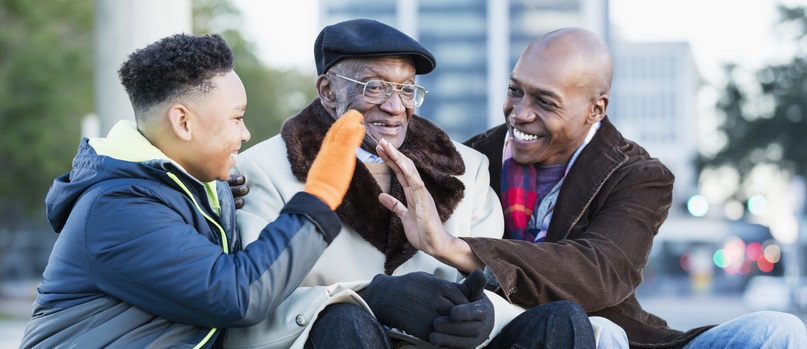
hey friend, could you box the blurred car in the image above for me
[742,275,807,311]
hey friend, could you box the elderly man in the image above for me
[226,19,597,349]
[380,27,807,348]
[20,33,365,348]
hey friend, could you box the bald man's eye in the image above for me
[507,86,523,98]
[536,97,556,108]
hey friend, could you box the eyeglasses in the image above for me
[326,72,428,109]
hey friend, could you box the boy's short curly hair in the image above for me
[118,33,234,118]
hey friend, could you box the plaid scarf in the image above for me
[500,123,601,242]
[500,156,541,241]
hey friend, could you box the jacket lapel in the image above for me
[546,117,630,242]
[281,100,466,273]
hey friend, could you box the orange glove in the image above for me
[304,109,365,209]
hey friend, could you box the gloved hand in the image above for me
[430,269,495,349]
[227,174,248,209]
[303,109,365,209]
[361,271,470,341]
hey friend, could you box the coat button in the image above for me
[295,314,307,326]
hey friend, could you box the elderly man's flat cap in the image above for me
[314,19,436,75]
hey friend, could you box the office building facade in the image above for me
[319,0,608,141]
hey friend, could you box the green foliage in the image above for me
[192,0,317,150]
[701,5,807,190]
[0,0,316,229]
[0,0,94,227]
[222,30,317,150]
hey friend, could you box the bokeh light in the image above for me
[723,200,745,220]
[746,242,763,261]
[763,244,781,263]
[680,253,693,271]
[757,257,774,272]
[747,194,768,216]
[713,249,729,268]
[687,195,709,217]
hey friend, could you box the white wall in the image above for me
[94,0,192,134]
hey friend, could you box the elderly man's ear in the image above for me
[228,174,249,209]
[317,75,338,108]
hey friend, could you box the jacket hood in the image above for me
[45,120,212,233]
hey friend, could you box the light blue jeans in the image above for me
[590,316,629,348]
[592,311,807,348]
[683,311,807,348]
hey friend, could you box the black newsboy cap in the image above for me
[314,19,436,75]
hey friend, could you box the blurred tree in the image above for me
[0,0,316,226]
[192,0,317,150]
[700,5,807,203]
[0,0,316,278]
[0,0,94,235]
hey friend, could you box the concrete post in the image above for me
[789,176,806,311]
[487,0,508,129]
[94,0,192,134]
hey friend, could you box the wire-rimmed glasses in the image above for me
[326,72,428,109]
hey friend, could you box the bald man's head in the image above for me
[524,27,613,99]
[503,27,613,166]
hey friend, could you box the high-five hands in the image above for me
[376,138,483,272]
[375,138,453,255]
[304,110,365,209]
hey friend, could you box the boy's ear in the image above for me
[167,104,193,141]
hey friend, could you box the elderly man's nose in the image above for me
[380,90,407,113]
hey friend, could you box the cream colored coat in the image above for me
[223,135,525,349]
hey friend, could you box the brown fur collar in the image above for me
[281,99,466,273]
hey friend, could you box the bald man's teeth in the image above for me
[513,128,537,141]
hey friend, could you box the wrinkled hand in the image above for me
[430,269,495,349]
[361,271,469,341]
[228,174,249,209]
[375,138,453,255]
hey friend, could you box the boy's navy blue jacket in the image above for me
[20,121,341,348]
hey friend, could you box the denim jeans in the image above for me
[682,311,807,349]
[589,316,629,348]
[487,300,596,348]
[306,300,596,348]
[304,302,392,349]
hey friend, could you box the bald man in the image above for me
[378,27,807,348]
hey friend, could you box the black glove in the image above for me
[361,271,470,341]
[430,269,495,349]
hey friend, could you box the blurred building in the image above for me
[609,42,701,214]
[319,0,610,141]
[95,0,192,134]
[605,43,787,295]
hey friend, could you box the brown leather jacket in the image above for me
[462,117,713,348]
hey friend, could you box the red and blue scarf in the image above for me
[501,157,541,242]
[500,123,601,242]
